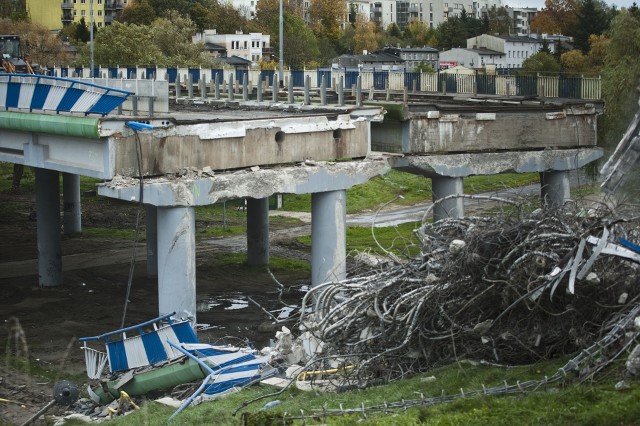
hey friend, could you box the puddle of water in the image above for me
[196,293,250,313]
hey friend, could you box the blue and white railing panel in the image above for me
[0,73,132,116]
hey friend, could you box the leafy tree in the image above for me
[254,0,300,33]
[75,17,91,43]
[308,0,346,43]
[280,11,320,69]
[414,61,435,73]
[539,39,552,54]
[148,0,192,17]
[520,51,561,75]
[571,0,610,53]
[0,18,68,65]
[586,33,608,70]
[336,24,355,54]
[531,0,577,35]
[560,49,590,74]
[387,23,402,39]
[485,6,512,35]
[149,11,208,66]
[201,1,248,34]
[600,10,640,142]
[403,21,437,47]
[117,0,156,25]
[353,13,378,54]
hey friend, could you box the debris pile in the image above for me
[299,200,640,386]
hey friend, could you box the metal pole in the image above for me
[90,0,94,76]
[279,0,284,87]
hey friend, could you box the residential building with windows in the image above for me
[193,30,271,66]
[27,0,127,30]
[230,0,258,19]
[503,6,538,36]
[380,46,439,70]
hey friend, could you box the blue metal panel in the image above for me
[291,70,304,87]
[317,70,331,87]
[107,340,128,372]
[60,67,69,78]
[30,83,51,111]
[46,67,55,77]
[559,75,581,99]
[516,75,536,96]
[260,70,275,86]
[74,67,84,77]
[141,331,167,365]
[6,81,20,108]
[107,67,118,78]
[188,68,200,83]
[166,68,178,83]
[440,73,458,93]
[126,67,137,79]
[345,70,359,88]
[145,66,157,79]
[476,74,496,95]
[87,94,122,116]
[373,71,387,90]
[235,69,247,84]
[405,72,421,91]
[211,68,224,83]
[171,322,198,343]
[56,87,84,111]
[91,67,99,78]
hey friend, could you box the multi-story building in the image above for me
[193,30,271,66]
[439,32,558,71]
[231,0,258,19]
[27,0,128,30]
[504,6,537,36]
[380,46,439,70]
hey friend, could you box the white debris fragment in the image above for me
[627,344,640,376]
[251,166,260,172]
[449,239,466,254]
[634,316,640,331]
[618,292,629,304]
[585,272,600,285]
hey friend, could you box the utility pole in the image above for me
[90,0,94,76]
[279,0,284,87]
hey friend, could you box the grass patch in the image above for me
[1,354,85,385]
[101,357,639,426]
[202,252,309,273]
[282,171,540,214]
[80,227,142,240]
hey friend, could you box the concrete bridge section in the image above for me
[0,96,603,326]
[370,99,603,219]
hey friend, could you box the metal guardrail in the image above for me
[46,66,603,101]
[0,73,132,116]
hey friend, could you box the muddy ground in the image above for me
[0,187,314,425]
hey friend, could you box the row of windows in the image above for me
[230,40,267,50]
[507,51,530,58]
[402,53,437,60]
[74,9,102,17]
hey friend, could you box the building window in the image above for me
[81,10,86,16]
[98,22,102,27]
[98,10,102,16]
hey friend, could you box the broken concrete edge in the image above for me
[97,158,392,207]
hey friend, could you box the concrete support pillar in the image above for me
[157,206,196,326]
[145,204,158,277]
[431,176,464,221]
[35,168,62,287]
[540,170,570,208]
[311,190,346,287]
[246,197,270,266]
[62,172,81,235]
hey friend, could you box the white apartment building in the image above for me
[504,6,538,36]
[440,33,554,70]
[193,30,271,65]
[230,0,259,19]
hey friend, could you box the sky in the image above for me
[504,0,637,8]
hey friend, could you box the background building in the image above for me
[193,30,271,66]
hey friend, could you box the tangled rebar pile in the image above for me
[300,198,640,384]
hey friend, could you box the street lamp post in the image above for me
[279,0,283,87]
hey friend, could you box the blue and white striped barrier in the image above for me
[0,73,132,116]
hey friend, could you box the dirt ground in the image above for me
[0,188,312,425]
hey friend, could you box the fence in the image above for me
[45,65,602,101]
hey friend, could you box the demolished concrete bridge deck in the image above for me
[0,96,603,325]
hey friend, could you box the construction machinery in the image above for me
[0,34,41,74]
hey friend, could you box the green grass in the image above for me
[80,357,639,426]
[282,171,540,214]
[1,354,86,385]
[200,252,310,273]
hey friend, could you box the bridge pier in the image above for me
[311,189,347,286]
[157,206,197,325]
[540,170,570,208]
[431,176,464,221]
[62,173,81,235]
[35,168,62,287]
[247,197,270,266]
[146,205,158,277]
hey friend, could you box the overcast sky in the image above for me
[504,0,638,9]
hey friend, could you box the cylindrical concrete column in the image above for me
[157,206,196,326]
[540,170,570,207]
[311,190,347,287]
[62,172,81,235]
[432,176,464,221]
[247,197,270,266]
[35,168,62,287]
[145,204,158,277]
